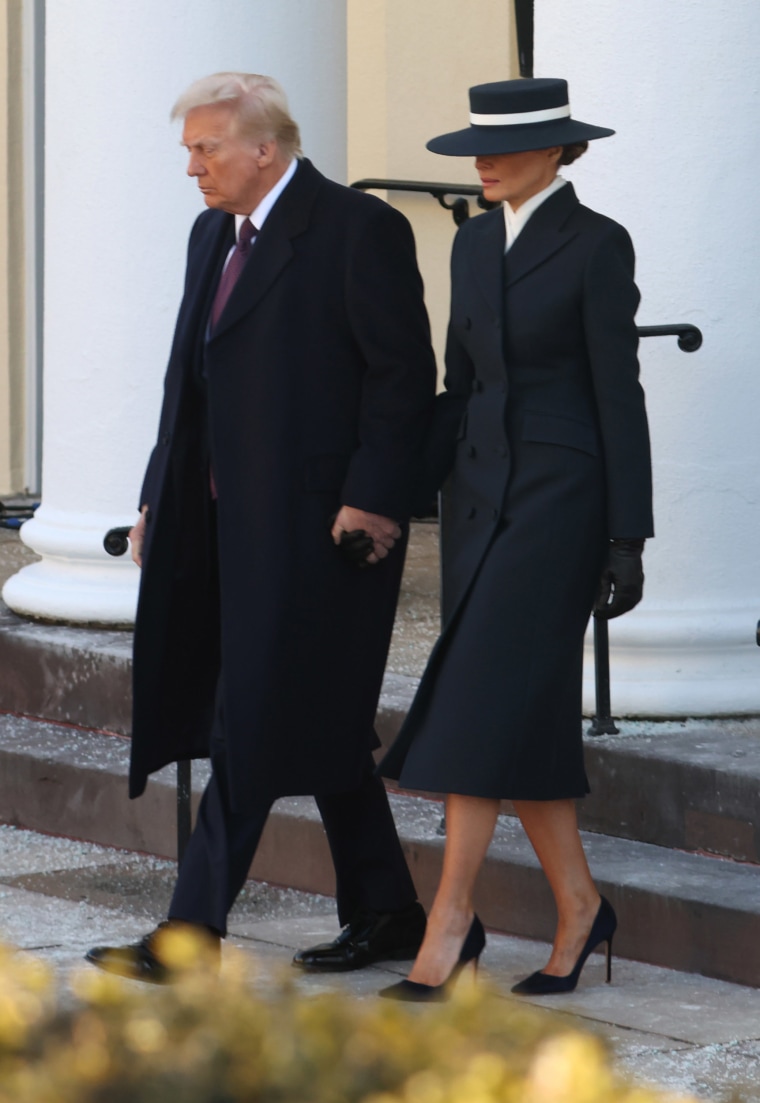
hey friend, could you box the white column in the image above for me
[3,0,346,624]
[535,2,760,715]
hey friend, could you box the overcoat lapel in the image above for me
[209,158,321,339]
[173,213,234,369]
[504,182,580,288]
[467,209,505,318]
[187,216,235,326]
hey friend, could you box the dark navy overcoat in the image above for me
[381,183,653,800]
[129,159,436,807]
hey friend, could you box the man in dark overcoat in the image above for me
[86,72,436,982]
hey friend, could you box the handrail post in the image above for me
[103,525,194,866]
[514,0,535,78]
[588,617,619,736]
[176,760,192,867]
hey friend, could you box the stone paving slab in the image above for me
[0,825,759,1100]
[618,1044,760,1103]
[237,911,760,1047]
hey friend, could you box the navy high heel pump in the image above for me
[378,914,486,1002]
[511,896,617,996]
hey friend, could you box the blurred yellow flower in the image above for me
[123,1015,168,1054]
[0,939,706,1103]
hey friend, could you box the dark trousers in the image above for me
[168,697,417,936]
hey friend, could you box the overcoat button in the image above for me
[161,433,171,446]
[467,445,476,458]
[467,507,477,519]
[464,317,472,330]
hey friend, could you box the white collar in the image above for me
[503,175,567,251]
[235,156,299,239]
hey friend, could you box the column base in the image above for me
[583,608,760,717]
[2,507,139,625]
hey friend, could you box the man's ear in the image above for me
[255,140,278,168]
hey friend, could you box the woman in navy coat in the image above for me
[380,78,653,1000]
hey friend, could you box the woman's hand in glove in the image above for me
[593,539,645,619]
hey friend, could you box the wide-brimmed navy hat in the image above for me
[427,78,614,156]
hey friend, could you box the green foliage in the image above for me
[0,934,697,1103]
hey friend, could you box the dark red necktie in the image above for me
[209,217,256,330]
[209,217,256,499]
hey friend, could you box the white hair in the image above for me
[171,72,302,158]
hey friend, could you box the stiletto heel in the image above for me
[378,915,486,1002]
[511,896,617,996]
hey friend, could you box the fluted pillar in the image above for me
[3,0,346,623]
[535,2,760,714]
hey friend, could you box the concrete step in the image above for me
[0,713,758,988]
[377,675,760,864]
[0,604,132,734]
[581,720,760,863]
[3,598,757,866]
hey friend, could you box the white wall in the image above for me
[537,1,760,714]
[4,0,346,622]
[348,0,517,381]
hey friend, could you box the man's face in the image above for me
[182,104,268,214]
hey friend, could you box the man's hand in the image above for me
[129,506,149,568]
[331,506,402,566]
[593,539,645,619]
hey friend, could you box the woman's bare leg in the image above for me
[512,797,601,976]
[406,793,500,986]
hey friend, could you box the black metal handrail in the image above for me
[0,500,38,530]
[351,178,498,226]
[103,524,192,866]
[514,0,535,78]
[103,525,131,556]
[588,320,703,735]
[638,324,702,353]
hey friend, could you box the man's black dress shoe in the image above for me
[292,901,426,972]
[85,920,221,985]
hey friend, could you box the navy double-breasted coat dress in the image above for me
[128,158,436,810]
[380,183,653,800]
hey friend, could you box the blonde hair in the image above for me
[171,72,302,158]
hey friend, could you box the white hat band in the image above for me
[469,104,571,127]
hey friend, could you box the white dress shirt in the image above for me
[503,175,567,253]
[233,155,299,242]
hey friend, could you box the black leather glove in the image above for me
[593,539,645,620]
[336,528,376,567]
